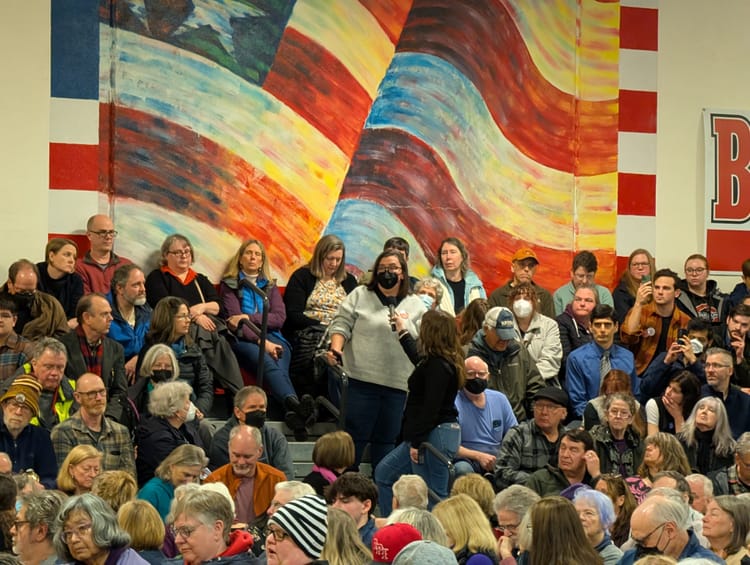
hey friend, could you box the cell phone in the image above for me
[677,328,688,345]
[641,274,651,283]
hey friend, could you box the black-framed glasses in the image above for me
[12,520,29,530]
[376,266,402,274]
[496,522,519,532]
[76,389,107,401]
[90,230,118,238]
[632,522,665,545]
[167,249,191,257]
[61,523,92,543]
[267,526,291,542]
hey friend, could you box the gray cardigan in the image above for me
[328,287,425,392]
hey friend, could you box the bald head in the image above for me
[465,356,488,373]
[74,373,108,419]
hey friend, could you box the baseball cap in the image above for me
[483,307,516,340]
[512,247,539,264]
[371,523,422,563]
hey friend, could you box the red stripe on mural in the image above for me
[341,127,617,290]
[706,229,750,272]
[619,90,657,133]
[48,233,91,256]
[397,0,617,176]
[107,104,325,270]
[358,0,414,44]
[620,7,658,51]
[265,27,372,157]
[618,172,656,216]
[49,143,99,190]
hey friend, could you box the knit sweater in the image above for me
[328,286,425,392]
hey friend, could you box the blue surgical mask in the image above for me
[418,293,435,310]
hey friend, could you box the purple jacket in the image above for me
[220,277,286,341]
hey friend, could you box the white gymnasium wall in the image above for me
[657,0,750,292]
[0,1,51,272]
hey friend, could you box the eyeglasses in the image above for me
[466,370,488,378]
[607,409,632,419]
[685,268,706,275]
[705,363,731,370]
[4,397,31,413]
[77,389,107,400]
[377,267,402,274]
[170,524,199,539]
[496,522,519,532]
[168,249,191,257]
[632,522,665,546]
[631,262,649,268]
[12,520,29,530]
[90,230,118,238]
[61,523,92,543]
[533,402,561,412]
[267,526,291,542]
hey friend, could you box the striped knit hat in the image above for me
[0,375,41,416]
[268,494,328,558]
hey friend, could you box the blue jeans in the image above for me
[231,335,296,403]
[374,421,461,515]
[453,459,482,477]
[344,378,406,470]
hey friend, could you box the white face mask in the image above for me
[185,402,197,422]
[512,298,533,319]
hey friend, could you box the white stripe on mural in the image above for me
[50,98,99,144]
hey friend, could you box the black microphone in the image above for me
[388,296,396,332]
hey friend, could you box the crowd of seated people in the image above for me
[3,215,750,563]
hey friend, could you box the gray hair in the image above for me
[148,380,192,417]
[228,424,263,448]
[21,490,67,540]
[685,474,714,499]
[642,489,690,530]
[233,385,267,409]
[275,481,315,499]
[414,277,445,305]
[386,507,449,547]
[493,484,540,518]
[53,494,130,561]
[705,347,733,365]
[679,397,735,457]
[736,432,750,456]
[392,475,428,510]
[169,489,234,543]
[139,344,180,380]
[155,444,207,482]
[30,337,67,361]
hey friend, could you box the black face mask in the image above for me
[13,292,34,307]
[376,271,399,289]
[633,544,661,560]
[244,410,266,429]
[464,378,488,395]
[151,369,172,383]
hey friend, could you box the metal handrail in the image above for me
[418,441,456,506]
[314,352,349,430]
[237,279,269,387]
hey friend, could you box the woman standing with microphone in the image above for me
[326,250,426,470]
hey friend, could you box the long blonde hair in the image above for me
[319,507,370,565]
[432,494,496,556]
[223,238,273,282]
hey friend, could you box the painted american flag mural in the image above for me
[49,0,658,292]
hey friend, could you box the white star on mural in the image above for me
[174,0,265,58]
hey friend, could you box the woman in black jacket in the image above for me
[373,309,464,515]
